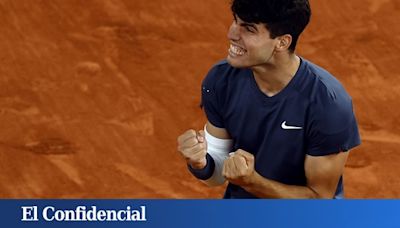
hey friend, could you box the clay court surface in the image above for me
[0,0,399,198]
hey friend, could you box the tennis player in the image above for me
[177,0,360,198]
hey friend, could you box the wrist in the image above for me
[189,157,207,170]
[242,171,259,188]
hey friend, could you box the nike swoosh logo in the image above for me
[281,121,303,130]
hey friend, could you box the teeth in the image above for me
[229,44,246,56]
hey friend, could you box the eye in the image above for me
[245,26,256,33]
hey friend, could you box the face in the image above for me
[226,15,280,68]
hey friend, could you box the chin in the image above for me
[227,56,247,68]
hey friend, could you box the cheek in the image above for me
[260,48,274,57]
[246,38,274,53]
[247,46,273,60]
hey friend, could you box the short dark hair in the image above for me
[231,0,311,52]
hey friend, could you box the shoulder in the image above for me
[302,60,356,134]
[302,59,353,107]
[200,60,240,128]
[202,59,243,89]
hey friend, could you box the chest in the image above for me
[223,94,309,155]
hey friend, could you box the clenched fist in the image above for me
[177,129,207,169]
[222,149,255,186]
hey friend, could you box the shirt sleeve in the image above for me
[306,92,361,156]
[201,64,225,128]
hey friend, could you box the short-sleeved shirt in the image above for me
[191,58,361,199]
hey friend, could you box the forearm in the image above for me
[242,172,319,199]
[194,125,231,186]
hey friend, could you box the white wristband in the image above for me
[202,125,233,186]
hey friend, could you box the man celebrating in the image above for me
[177,0,360,199]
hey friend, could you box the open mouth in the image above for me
[228,44,247,57]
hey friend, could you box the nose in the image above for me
[227,21,240,41]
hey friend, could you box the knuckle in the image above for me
[235,149,243,153]
[198,130,205,137]
[186,129,196,136]
[178,135,187,144]
[177,133,185,141]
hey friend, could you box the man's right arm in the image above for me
[177,121,232,186]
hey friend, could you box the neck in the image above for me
[251,54,300,97]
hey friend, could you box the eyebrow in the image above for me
[233,14,258,31]
[240,22,258,31]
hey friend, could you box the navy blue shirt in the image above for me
[190,58,361,198]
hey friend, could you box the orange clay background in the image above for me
[0,0,399,198]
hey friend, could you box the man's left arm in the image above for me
[223,149,349,199]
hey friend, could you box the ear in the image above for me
[275,34,292,52]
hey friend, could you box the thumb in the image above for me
[197,130,205,143]
[235,149,254,165]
